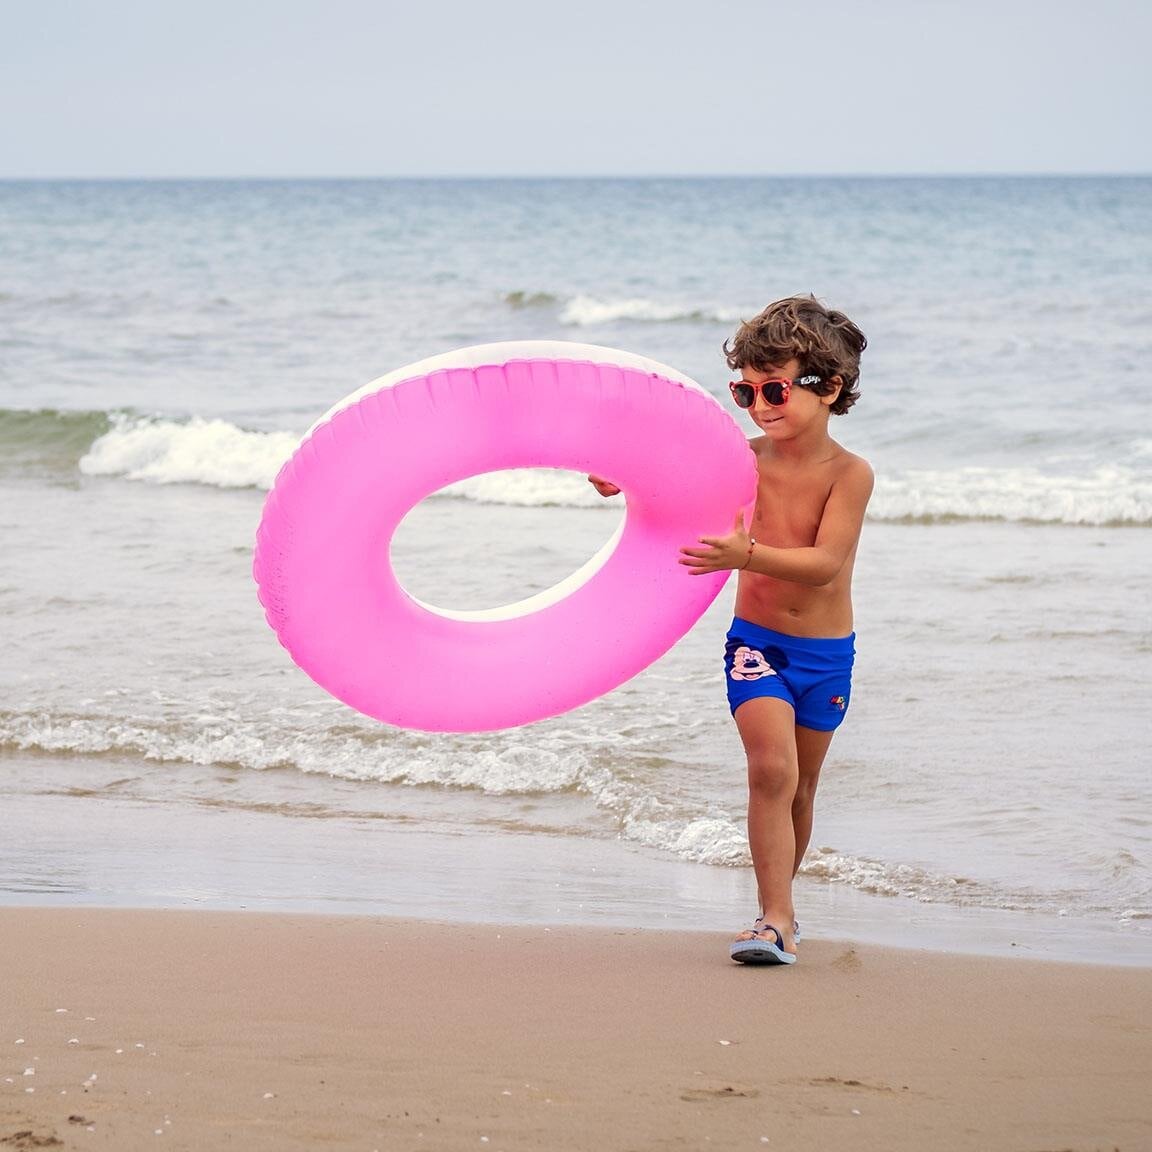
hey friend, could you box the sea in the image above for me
[1,177,1149,963]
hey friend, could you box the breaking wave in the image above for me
[5,407,1150,525]
[871,465,1152,526]
[5,707,1148,914]
[78,413,298,489]
[502,289,744,326]
[0,707,746,867]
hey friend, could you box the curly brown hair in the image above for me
[723,295,867,415]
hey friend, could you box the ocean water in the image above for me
[1,178,1150,958]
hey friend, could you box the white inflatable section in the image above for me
[308,340,706,435]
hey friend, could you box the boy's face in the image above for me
[734,359,838,436]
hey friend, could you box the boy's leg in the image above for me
[792,725,836,876]
[734,696,799,953]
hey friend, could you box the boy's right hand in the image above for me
[588,475,621,498]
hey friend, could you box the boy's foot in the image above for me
[729,920,797,965]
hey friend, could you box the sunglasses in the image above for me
[729,375,823,409]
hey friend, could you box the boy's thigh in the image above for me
[733,697,799,767]
[794,724,837,786]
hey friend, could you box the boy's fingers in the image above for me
[587,474,620,495]
[733,510,746,533]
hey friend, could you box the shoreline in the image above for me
[2,774,1150,968]
[2,907,1150,1152]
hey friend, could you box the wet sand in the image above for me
[1,907,1150,1151]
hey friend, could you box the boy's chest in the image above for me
[751,466,834,546]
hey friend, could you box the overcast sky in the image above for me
[2,0,1148,178]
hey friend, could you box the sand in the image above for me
[1,908,1149,1152]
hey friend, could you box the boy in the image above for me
[590,295,872,966]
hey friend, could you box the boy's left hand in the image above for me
[679,511,750,574]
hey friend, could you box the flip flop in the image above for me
[738,916,801,943]
[729,922,797,965]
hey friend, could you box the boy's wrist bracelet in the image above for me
[740,538,757,570]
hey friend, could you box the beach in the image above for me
[2,907,1150,1152]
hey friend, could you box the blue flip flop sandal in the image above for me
[729,921,797,965]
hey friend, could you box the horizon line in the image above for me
[0,170,1149,183]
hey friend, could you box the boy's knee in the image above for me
[747,752,798,797]
[794,773,819,808]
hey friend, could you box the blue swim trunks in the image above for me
[724,618,856,731]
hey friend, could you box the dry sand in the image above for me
[1,907,1149,1151]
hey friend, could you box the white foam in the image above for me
[78,415,296,489]
[796,848,1063,910]
[76,417,1152,526]
[72,414,625,507]
[622,815,750,865]
[7,708,1148,908]
[441,469,607,508]
[559,295,743,326]
[0,709,739,866]
[872,464,1152,525]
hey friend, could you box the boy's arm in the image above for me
[680,459,874,586]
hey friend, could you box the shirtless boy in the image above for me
[591,295,872,965]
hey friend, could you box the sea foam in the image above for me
[559,295,744,326]
[0,707,745,867]
[872,465,1152,526]
[75,414,1152,524]
[79,414,297,489]
[77,414,609,505]
[501,288,744,326]
[6,706,1147,913]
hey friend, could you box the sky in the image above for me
[1,0,1149,178]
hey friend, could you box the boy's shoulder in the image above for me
[822,446,874,502]
[749,436,873,482]
[834,445,874,483]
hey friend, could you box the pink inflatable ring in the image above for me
[254,341,756,732]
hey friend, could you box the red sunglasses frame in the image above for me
[728,374,823,409]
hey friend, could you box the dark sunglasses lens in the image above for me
[732,383,755,408]
[764,381,787,405]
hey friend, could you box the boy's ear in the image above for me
[821,375,844,407]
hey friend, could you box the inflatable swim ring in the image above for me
[254,341,756,732]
